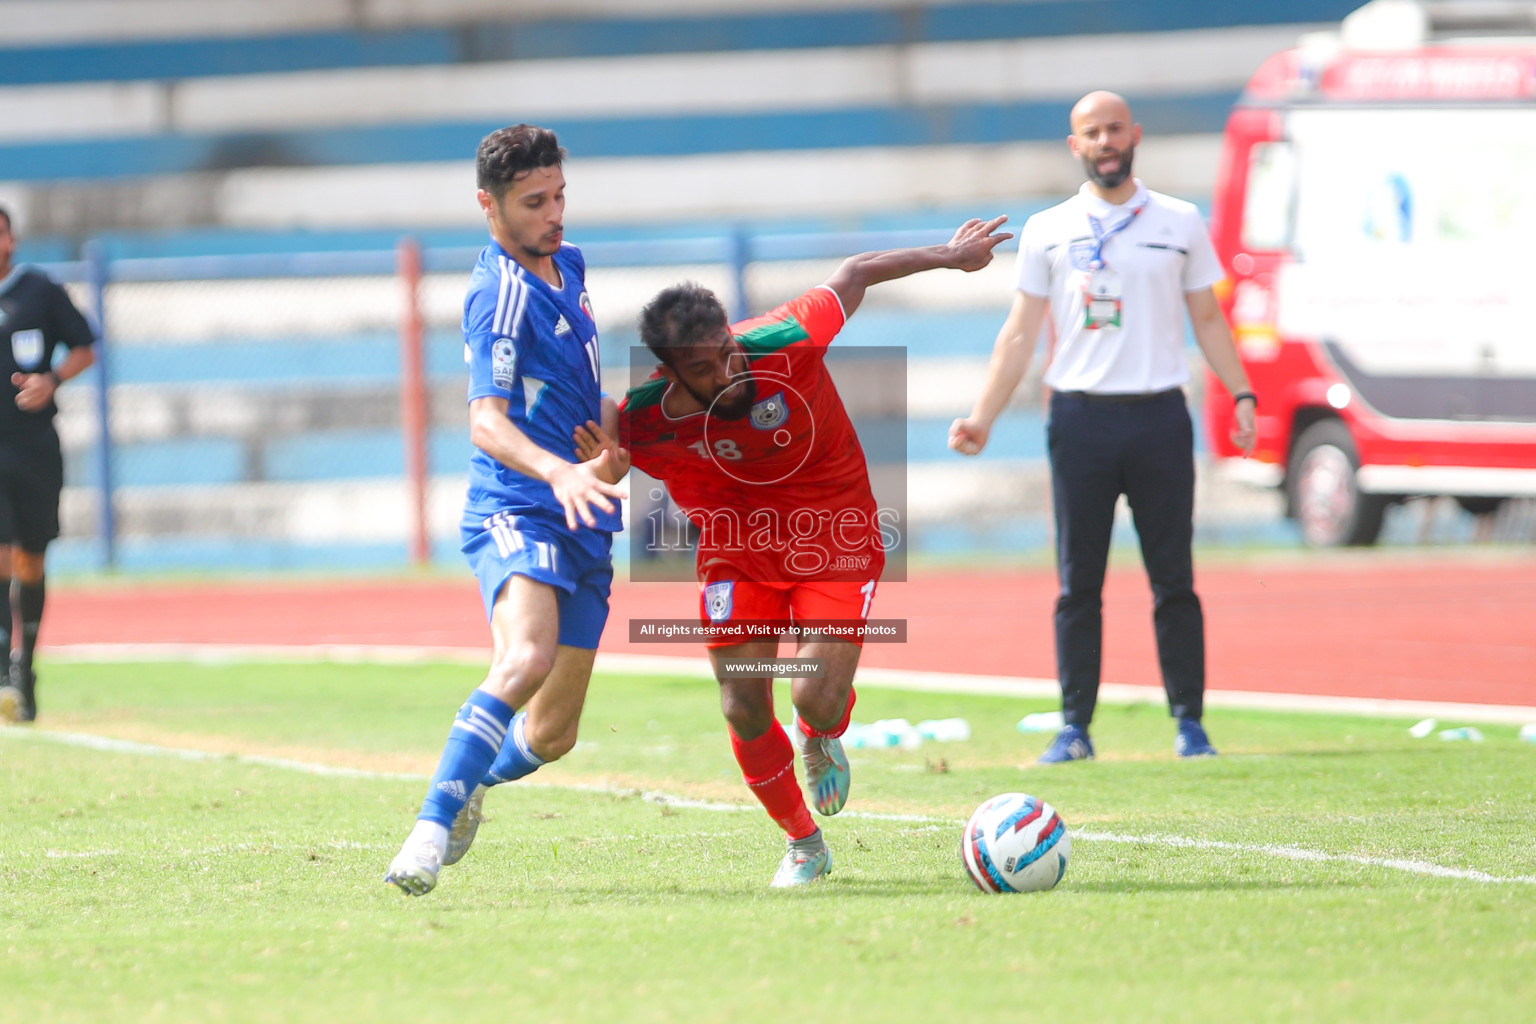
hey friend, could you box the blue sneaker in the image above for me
[1175,718,1217,757]
[1037,724,1094,764]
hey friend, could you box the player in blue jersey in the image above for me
[386,125,625,896]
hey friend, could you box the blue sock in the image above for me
[419,689,514,828]
[481,711,546,787]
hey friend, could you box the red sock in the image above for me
[796,686,857,740]
[729,721,816,840]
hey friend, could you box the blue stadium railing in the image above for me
[45,227,1002,572]
[42,226,1319,575]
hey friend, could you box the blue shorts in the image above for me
[460,508,615,650]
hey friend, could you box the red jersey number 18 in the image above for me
[687,439,742,461]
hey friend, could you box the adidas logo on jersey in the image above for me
[436,779,467,801]
[554,315,572,336]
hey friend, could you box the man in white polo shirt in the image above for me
[950,90,1256,763]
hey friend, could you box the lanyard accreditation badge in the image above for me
[1081,203,1143,331]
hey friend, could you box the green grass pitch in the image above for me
[3,659,1534,1023]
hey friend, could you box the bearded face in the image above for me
[1068,93,1141,194]
[665,331,758,420]
[684,367,757,420]
[1082,142,1135,190]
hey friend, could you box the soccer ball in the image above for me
[961,792,1070,893]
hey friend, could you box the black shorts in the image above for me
[0,431,64,551]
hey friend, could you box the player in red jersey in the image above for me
[577,217,1009,886]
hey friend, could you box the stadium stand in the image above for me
[1,0,1359,256]
[2,0,1361,570]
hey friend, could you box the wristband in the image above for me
[1232,390,1256,408]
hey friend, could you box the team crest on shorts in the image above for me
[491,337,516,388]
[10,328,43,369]
[1069,242,1097,271]
[749,391,789,430]
[704,581,734,622]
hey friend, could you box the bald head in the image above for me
[1070,91,1133,133]
[1068,91,1141,197]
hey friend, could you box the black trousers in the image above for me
[1046,388,1204,726]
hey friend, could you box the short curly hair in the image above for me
[476,125,566,200]
[639,283,730,366]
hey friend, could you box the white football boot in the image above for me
[793,715,850,816]
[442,784,487,866]
[384,828,444,896]
[770,842,833,888]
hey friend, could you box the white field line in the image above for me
[43,642,492,667]
[7,727,1536,887]
[37,841,398,859]
[41,644,1536,724]
[35,832,751,860]
[1,727,940,825]
[1073,830,1536,886]
[3,728,429,782]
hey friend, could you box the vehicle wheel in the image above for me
[1287,420,1388,547]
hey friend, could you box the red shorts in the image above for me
[697,575,879,649]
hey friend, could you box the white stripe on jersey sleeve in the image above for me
[813,283,848,323]
[506,266,531,339]
[496,257,528,338]
[492,255,513,336]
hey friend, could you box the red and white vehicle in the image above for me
[1205,0,1536,545]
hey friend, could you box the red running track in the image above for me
[42,555,1536,708]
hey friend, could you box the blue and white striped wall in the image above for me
[0,0,1362,258]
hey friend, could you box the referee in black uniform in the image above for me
[0,207,96,723]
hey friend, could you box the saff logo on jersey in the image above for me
[704,581,734,622]
[491,337,516,388]
[749,391,789,430]
[10,328,43,369]
[1069,242,1096,271]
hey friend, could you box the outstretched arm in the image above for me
[949,290,1050,456]
[823,216,1012,318]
